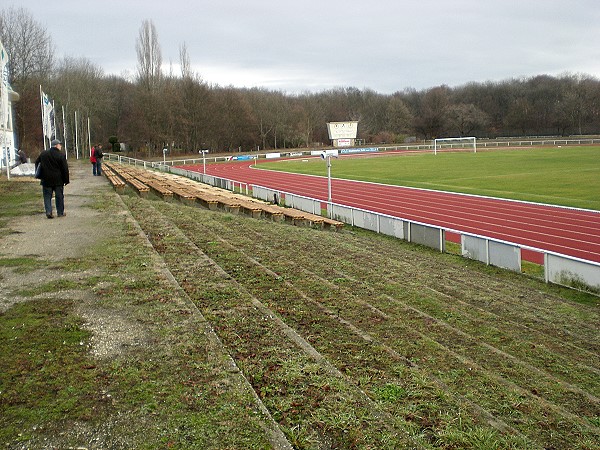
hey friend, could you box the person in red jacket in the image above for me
[90,144,103,176]
[35,139,70,219]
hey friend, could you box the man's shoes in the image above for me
[58,213,66,217]
[46,214,54,219]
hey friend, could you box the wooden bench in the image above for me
[320,217,344,231]
[168,181,243,213]
[126,177,150,197]
[124,167,178,201]
[257,204,285,222]
[110,168,151,198]
[102,167,127,193]
[139,178,174,201]
[194,194,220,210]
[106,175,126,193]
[105,162,344,230]
[204,195,239,212]
[168,186,197,205]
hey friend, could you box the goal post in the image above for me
[433,137,476,155]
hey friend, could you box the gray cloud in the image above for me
[14,0,600,93]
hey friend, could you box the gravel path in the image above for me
[1,160,111,259]
[0,160,114,312]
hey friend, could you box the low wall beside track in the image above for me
[105,148,600,295]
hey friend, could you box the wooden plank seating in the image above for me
[104,163,150,197]
[321,217,345,231]
[259,202,343,230]
[256,204,285,222]
[164,178,244,212]
[207,194,242,213]
[143,177,201,206]
[101,166,127,193]
[164,185,197,205]
[247,199,313,226]
[126,167,177,202]
[237,200,263,219]
[140,178,174,201]
[172,174,342,228]
[104,162,344,230]
[195,194,220,210]
[210,191,274,218]
[125,177,150,197]
[278,207,308,226]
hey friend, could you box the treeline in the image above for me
[3,8,600,157]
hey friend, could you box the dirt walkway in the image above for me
[0,160,115,311]
[1,160,111,258]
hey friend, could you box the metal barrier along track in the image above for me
[172,165,600,293]
[108,155,600,294]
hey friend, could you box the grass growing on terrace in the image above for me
[258,146,600,210]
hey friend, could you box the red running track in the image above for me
[178,160,600,264]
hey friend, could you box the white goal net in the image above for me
[433,137,476,155]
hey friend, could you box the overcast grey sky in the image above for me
[13,0,600,94]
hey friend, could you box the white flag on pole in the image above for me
[41,90,55,140]
[1,40,9,176]
[0,40,8,133]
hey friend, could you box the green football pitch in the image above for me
[259,146,600,211]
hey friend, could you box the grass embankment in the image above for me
[260,146,600,210]
[1,177,599,449]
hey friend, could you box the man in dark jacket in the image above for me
[35,139,70,219]
[17,149,27,164]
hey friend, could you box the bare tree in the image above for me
[135,19,162,91]
[413,86,450,139]
[297,92,326,147]
[52,56,110,146]
[386,95,413,137]
[0,6,54,84]
[447,103,489,136]
[179,42,192,80]
[0,7,54,153]
[245,88,280,150]
[504,97,533,136]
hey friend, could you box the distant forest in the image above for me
[3,8,600,157]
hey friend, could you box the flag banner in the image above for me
[0,40,9,131]
[41,91,55,140]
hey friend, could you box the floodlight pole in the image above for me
[326,154,332,204]
[321,151,337,205]
[200,149,208,174]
